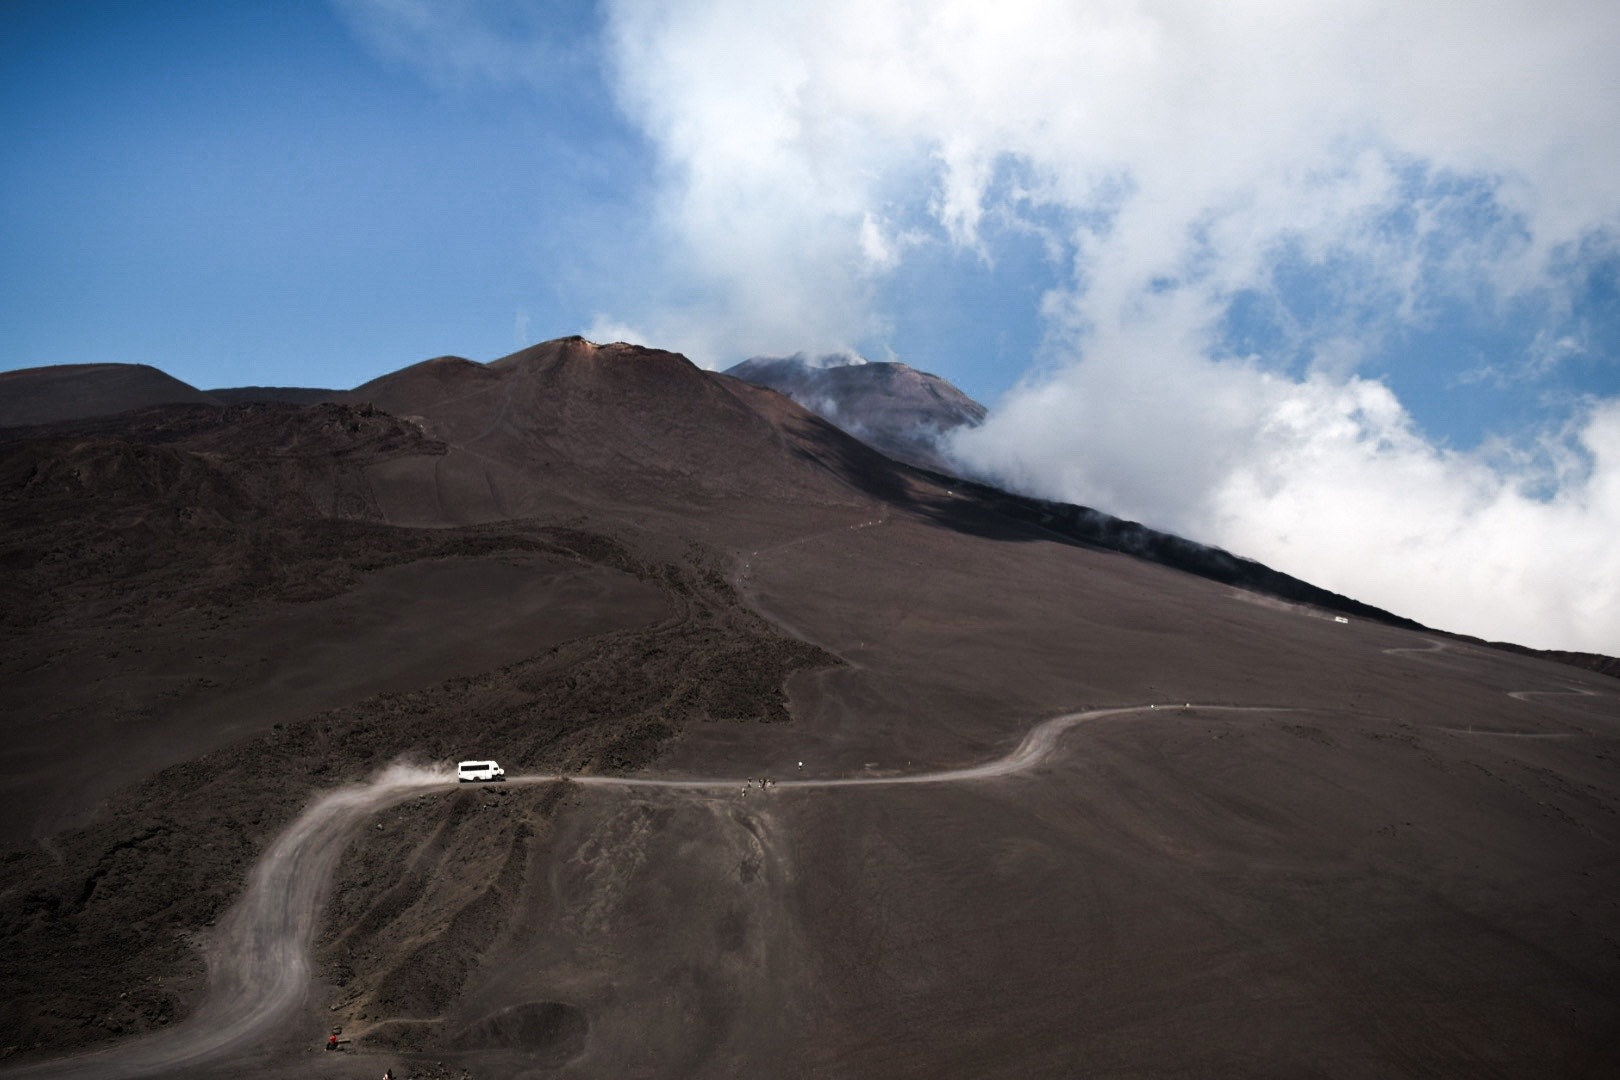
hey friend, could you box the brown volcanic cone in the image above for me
[0,362,220,428]
[345,354,502,417]
[342,337,900,526]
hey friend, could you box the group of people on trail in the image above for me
[739,775,777,799]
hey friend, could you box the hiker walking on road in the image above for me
[326,1033,339,1051]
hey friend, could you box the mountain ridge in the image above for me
[2,337,1616,1075]
[0,342,1601,663]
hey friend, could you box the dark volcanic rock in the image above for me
[724,352,986,472]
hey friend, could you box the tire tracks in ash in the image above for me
[1384,637,1616,738]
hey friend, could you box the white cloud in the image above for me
[858,213,900,272]
[598,0,1620,355]
[953,354,1620,650]
[1234,394,1620,652]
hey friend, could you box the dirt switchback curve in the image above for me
[3,702,1286,1078]
[4,767,449,1079]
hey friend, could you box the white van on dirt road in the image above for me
[457,760,506,783]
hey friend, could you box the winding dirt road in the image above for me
[11,657,1603,1078]
[4,702,1283,1078]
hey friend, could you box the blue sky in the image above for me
[3,2,1610,422]
[1,1,640,390]
[3,1,1618,652]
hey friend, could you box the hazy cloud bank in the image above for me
[953,354,1620,651]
